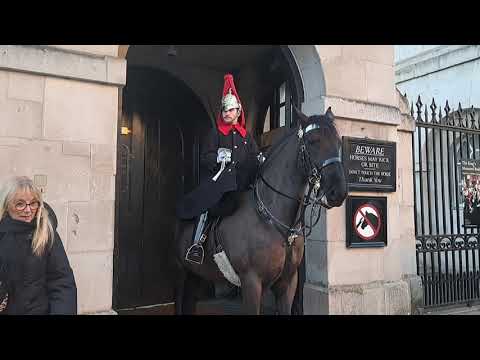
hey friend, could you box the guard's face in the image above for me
[222,108,240,125]
[7,189,39,223]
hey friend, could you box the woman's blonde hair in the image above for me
[0,176,54,256]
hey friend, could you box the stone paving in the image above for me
[423,305,480,315]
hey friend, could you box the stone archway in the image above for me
[114,45,328,313]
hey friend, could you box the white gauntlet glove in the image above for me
[212,148,232,182]
[217,148,232,164]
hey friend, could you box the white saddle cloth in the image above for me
[213,251,241,287]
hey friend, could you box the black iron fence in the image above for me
[412,95,480,307]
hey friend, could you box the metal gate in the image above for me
[413,96,480,308]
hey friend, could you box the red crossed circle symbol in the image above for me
[353,204,381,241]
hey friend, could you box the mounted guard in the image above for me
[174,102,347,315]
[176,74,261,265]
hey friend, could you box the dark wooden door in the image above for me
[113,67,210,310]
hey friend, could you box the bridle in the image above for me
[253,122,342,244]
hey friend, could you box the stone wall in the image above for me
[301,46,418,314]
[0,45,125,314]
[49,45,118,57]
[319,45,396,107]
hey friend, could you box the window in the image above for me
[263,81,293,133]
[279,82,286,127]
[263,107,271,133]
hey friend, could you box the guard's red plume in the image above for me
[216,74,246,138]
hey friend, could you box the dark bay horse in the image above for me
[174,107,347,315]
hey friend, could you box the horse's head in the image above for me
[294,106,347,208]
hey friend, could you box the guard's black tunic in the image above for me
[176,127,259,220]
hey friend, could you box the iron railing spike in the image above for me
[430,98,437,123]
[416,95,423,122]
[444,100,451,125]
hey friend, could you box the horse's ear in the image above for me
[293,104,309,126]
[325,107,335,122]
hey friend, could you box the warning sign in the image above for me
[346,196,387,248]
[354,204,381,240]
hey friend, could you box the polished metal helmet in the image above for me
[222,88,242,112]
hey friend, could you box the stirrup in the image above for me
[185,243,205,265]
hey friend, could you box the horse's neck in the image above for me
[260,131,306,224]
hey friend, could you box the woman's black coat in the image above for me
[0,203,77,315]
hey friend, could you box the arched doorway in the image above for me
[113,45,309,314]
[113,66,211,312]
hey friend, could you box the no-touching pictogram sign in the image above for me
[347,196,387,248]
[354,204,381,241]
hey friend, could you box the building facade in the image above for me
[395,45,480,109]
[0,45,418,314]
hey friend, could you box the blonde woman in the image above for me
[0,176,76,314]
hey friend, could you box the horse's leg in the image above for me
[240,272,263,315]
[174,264,187,315]
[273,270,298,315]
[291,251,305,315]
[181,271,198,315]
[174,265,199,315]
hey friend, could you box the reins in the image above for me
[253,123,341,244]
